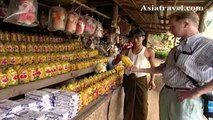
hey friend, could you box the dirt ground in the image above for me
[147,59,164,120]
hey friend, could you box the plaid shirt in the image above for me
[161,33,213,88]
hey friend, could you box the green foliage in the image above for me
[155,50,169,59]
[148,33,164,41]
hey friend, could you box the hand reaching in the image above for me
[148,81,156,90]
[177,88,201,102]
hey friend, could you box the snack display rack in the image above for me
[0,66,95,100]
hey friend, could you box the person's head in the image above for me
[169,11,200,38]
[128,28,145,47]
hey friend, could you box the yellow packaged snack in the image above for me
[15,55,22,65]
[26,43,33,52]
[17,66,29,83]
[7,54,15,65]
[33,44,38,53]
[35,65,45,80]
[49,63,57,76]
[64,62,70,73]
[56,62,62,75]
[70,62,76,71]
[29,54,36,64]
[4,31,10,41]
[11,32,17,42]
[0,71,9,88]
[43,64,52,78]
[0,31,3,41]
[12,43,19,53]
[27,65,37,81]
[0,54,7,66]
[6,67,19,86]
[5,42,13,53]
[22,54,30,65]
[121,55,133,67]
[45,53,51,62]
[66,82,77,92]
[37,44,42,53]
[7,54,22,65]
[17,32,22,42]
[0,42,5,53]
[19,43,26,53]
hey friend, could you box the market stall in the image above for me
[0,0,126,119]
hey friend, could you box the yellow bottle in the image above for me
[121,55,133,67]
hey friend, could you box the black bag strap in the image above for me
[173,46,200,88]
[181,71,200,87]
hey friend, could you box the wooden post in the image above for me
[198,11,206,32]
[111,3,119,27]
[143,32,149,47]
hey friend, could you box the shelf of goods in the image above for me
[72,86,123,120]
[0,65,125,120]
[0,66,95,100]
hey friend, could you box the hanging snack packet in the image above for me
[48,6,67,31]
[65,11,79,34]
[4,0,38,26]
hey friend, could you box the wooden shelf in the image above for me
[0,67,95,100]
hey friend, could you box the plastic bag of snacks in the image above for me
[4,0,38,26]
[75,16,85,35]
[48,6,67,31]
[84,15,96,36]
[94,21,103,38]
[65,11,79,34]
[0,0,7,18]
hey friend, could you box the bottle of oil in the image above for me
[121,55,133,67]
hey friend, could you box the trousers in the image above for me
[123,73,148,120]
